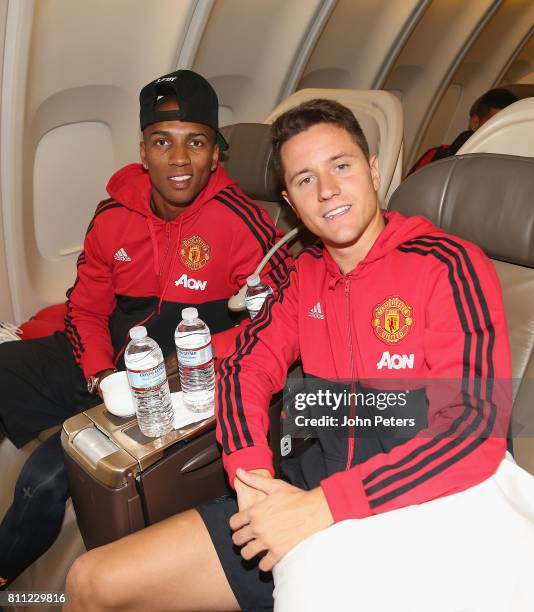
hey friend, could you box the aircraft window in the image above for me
[34,122,112,261]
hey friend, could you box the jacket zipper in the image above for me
[344,278,356,470]
[115,221,172,366]
[157,224,172,314]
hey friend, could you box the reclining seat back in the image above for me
[220,122,316,255]
[457,97,534,157]
[388,153,534,474]
[265,88,404,206]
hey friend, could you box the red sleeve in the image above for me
[216,267,300,486]
[321,243,512,521]
[64,206,117,379]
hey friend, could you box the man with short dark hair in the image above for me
[65,98,529,611]
[408,87,518,175]
[0,69,290,589]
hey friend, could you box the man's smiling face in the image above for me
[281,122,382,254]
[140,97,218,220]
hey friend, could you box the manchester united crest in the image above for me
[180,235,210,271]
[372,296,413,344]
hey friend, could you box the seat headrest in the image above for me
[220,123,280,202]
[388,153,534,268]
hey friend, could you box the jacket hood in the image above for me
[324,211,437,280]
[106,162,236,222]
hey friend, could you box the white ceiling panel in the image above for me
[298,0,429,91]
[192,0,329,124]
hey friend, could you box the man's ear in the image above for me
[469,114,480,131]
[140,140,148,169]
[369,155,380,192]
[211,143,220,171]
[282,190,300,218]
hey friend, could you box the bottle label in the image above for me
[246,291,271,318]
[177,341,213,367]
[127,362,167,391]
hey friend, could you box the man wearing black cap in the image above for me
[0,70,290,589]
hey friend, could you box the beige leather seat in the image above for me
[388,152,534,474]
[265,88,404,206]
[220,122,316,254]
[457,97,534,157]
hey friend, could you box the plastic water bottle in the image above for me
[124,326,174,437]
[245,275,273,319]
[175,308,215,413]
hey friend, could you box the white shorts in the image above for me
[273,454,534,612]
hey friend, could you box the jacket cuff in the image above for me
[223,445,275,489]
[320,467,371,522]
[81,352,116,381]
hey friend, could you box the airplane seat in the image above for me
[457,97,534,157]
[220,122,316,255]
[264,88,404,206]
[387,152,534,474]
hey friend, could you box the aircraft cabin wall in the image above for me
[0,0,11,322]
[418,2,534,162]
[0,0,533,327]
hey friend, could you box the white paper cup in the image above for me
[100,371,136,418]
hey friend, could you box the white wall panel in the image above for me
[501,27,534,85]
[382,0,500,170]
[517,70,534,84]
[0,0,12,322]
[192,0,329,124]
[298,0,428,91]
[2,0,200,321]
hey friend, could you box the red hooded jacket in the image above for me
[65,164,291,379]
[217,212,511,521]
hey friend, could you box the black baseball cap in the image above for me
[139,69,228,150]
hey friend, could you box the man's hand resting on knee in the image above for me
[230,468,334,572]
[234,468,273,511]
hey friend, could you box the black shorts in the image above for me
[197,495,275,612]
[196,446,326,610]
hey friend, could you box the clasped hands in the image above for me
[230,468,333,572]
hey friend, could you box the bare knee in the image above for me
[66,550,119,611]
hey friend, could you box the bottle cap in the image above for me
[130,326,147,340]
[247,274,260,287]
[182,307,198,321]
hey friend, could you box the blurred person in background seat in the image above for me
[407,87,518,175]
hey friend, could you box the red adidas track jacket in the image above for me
[217,212,512,521]
[65,164,291,379]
